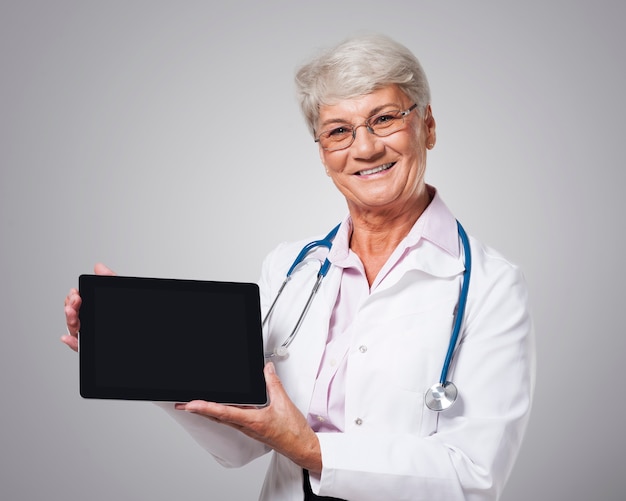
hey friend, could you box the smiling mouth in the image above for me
[356,162,395,176]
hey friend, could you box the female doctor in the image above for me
[63,34,535,500]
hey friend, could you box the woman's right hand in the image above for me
[61,263,116,352]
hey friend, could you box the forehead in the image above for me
[317,85,409,126]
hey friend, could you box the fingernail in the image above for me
[266,361,275,374]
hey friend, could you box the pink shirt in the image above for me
[306,187,460,432]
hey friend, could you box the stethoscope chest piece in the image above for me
[425,381,458,411]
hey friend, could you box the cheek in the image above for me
[402,130,428,167]
[390,132,424,165]
[320,151,346,174]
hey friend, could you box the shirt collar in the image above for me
[327,185,460,266]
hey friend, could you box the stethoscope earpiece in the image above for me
[274,346,289,358]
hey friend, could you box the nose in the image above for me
[351,124,383,157]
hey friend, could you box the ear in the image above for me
[424,104,437,149]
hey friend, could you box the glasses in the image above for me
[315,103,418,151]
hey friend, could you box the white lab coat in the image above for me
[159,200,535,501]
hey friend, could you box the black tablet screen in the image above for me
[79,275,267,405]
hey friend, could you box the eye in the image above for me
[371,112,399,127]
[326,126,351,138]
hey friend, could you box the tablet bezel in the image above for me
[78,274,267,405]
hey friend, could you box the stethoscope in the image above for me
[263,221,471,412]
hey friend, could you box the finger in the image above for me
[182,400,234,419]
[94,263,116,276]
[62,286,83,352]
[175,402,224,424]
[181,401,261,435]
[64,289,82,334]
[60,333,79,352]
[64,288,79,306]
[64,304,80,333]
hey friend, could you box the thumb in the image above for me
[94,262,116,276]
[263,362,285,399]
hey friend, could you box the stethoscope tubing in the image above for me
[285,224,340,277]
[263,224,340,357]
[438,221,472,384]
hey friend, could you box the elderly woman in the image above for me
[63,34,534,500]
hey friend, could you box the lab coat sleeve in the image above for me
[155,403,271,467]
[313,243,535,500]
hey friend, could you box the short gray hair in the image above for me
[295,34,431,136]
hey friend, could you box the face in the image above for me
[317,85,436,217]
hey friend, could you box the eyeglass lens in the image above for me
[317,106,416,151]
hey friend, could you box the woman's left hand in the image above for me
[175,362,322,473]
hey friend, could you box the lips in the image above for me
[356,162,395,176]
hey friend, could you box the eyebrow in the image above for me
[318,102,402,129]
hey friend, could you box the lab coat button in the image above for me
[358,345,367,353]
[354,418,363,426]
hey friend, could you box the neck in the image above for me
[349,186,432,256]
[347,186,432,286]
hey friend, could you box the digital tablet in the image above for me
[78,274,267,405]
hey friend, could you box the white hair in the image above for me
[295,34,431,136]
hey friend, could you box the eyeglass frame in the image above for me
[314,103,419,152]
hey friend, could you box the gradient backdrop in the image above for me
[1,1,624,500]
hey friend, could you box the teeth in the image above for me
[358,163,394,176]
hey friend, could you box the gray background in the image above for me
[1,1,623,499]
